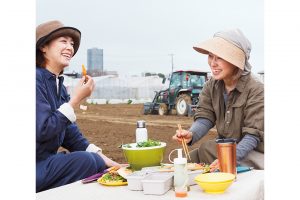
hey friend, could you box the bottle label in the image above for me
[136,128,148,143]
[174,163,188,188]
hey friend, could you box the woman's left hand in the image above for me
[209,159,219,172]
[97,151,122,168]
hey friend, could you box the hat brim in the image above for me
[36,27,81,56]
[193,37,245,70]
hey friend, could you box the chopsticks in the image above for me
[81,166,117,184]
[177,124,191,161]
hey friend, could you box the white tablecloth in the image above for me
[37,170,264,200]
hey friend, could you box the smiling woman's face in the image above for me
[207,52,238,81]
[41,36,74,69]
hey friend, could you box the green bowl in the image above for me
[122,142,166,170]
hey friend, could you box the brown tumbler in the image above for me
[216,138,237,177]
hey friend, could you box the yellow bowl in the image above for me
[194,172,235,194]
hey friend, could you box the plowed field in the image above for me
[75,104,217,163]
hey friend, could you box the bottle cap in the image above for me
[137,120,146,128]
[174,148,187,164]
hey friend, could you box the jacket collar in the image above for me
[235,74,250,92]
[37,67,64,81]
[214,73,251,93]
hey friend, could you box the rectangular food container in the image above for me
[141,173,174,195]
[141,166,161,173]
[126,171,149,191]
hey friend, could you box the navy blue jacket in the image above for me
[36,67,89,162]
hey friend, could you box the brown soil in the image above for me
[75,104,217,163]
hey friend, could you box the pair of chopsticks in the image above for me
[177,124,191,161]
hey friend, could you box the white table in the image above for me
[37,170,264,200]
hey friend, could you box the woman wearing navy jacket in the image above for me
[36,20,120,192]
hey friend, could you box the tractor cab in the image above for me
[168,71,207,106]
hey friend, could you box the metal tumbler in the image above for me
[216,138,237,177]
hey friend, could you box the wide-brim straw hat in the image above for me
[36,20,81,56]
[193,37,245,70]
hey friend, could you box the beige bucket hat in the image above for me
[36,20,81,56]
[193,36,246,70]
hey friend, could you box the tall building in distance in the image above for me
[87,48,103,76]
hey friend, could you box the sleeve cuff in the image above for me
[58,103,76,123]
[86,144,102,153]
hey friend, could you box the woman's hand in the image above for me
[209,159,219,172]
[97,151,123,168]
[69,75,95,108]
[172,128,193,144]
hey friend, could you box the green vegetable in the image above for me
[101,172,126,183]
[203,164,211,173]
[136,139,161,147]
[123,144,132,148]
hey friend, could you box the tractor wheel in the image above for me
[176,94,192,116]
[158,103,168,115]
[141,107,148,115]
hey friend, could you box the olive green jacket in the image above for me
[194,74,264,153]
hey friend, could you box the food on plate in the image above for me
[159,163,211,173]
[100,171,127,184]
[188,163,210,172]
[81,166,119,184]
[117,167,133,179]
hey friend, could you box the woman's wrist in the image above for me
[187,131,193,144]
[98,152,120,168]
[69,97,79,109]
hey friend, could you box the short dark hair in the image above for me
[36,42,64,75]
[232,68,243,81]
[36,48,46,68]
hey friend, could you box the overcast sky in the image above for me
[37,0,264,76]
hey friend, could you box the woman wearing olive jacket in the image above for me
[173,29,264,170]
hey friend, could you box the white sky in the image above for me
[36,0,264,76]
